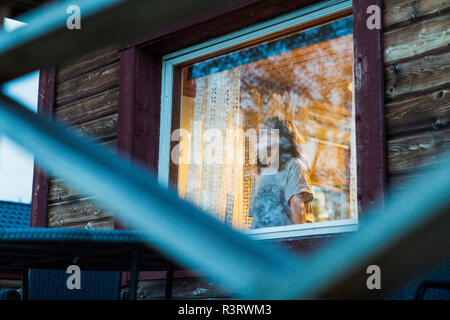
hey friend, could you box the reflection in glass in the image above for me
[175,16,356,230]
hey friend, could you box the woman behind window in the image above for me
[249,117,314,229]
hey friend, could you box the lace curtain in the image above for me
[184,67,248,229]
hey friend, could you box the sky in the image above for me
[0,18,40,204]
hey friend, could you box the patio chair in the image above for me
[0,202,123,300]
[28,268,121,300]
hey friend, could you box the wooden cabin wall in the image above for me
[383,0,450,195]
[46,45,120,229]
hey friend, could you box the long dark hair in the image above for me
[258,117,307,171]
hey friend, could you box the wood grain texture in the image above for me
[383,0,450,29]
[384,0,450,185]
[47,197,113,228]
[56,45,119,82]
[72,113,118,142]
[48,179,82,204]
[385,88,450,136]
[54,87,119,126]
[48,139,117,204]
[384,12,450,64]
[55,62,119,107]
[385,51,450,101]
[48,46,120,229]
[387,127,450,174]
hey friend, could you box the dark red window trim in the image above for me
[30,67,56,228]
[353,0,386,220]
[115,47,162,229]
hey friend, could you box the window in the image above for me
[159,0,359,239]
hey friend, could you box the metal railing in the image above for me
[0,0,449,299]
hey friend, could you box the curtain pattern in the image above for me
[184,68,245,227]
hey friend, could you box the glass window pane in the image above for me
[175,16,356,231]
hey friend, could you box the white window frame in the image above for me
[158,0,358,240]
